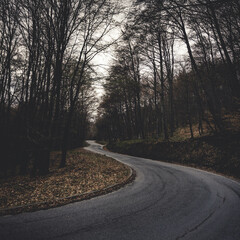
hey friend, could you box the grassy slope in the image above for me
[107,119,240,179]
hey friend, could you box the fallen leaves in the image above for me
[0,148,132,214]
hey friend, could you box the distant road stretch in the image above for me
[0,140,240,240]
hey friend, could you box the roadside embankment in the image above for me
[107,132,240,180]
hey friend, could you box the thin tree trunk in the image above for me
[158,32,168,140]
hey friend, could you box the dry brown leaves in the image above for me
[0,149,130,212]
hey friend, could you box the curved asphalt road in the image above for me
[0,141,240,240]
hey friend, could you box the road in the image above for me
[0,140,240,240]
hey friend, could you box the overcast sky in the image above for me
[90,0,188,103]
[90,0,133,101]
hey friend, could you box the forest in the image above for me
[0,0,118,177]
[1,0,240,178]
[96,0,240,142]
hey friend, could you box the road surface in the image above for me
[0,140,240,240]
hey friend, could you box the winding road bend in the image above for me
[1,141,240,240]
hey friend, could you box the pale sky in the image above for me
[90,0,188,101]
[90,0,133,99]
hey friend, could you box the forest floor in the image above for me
[0,148,133,216]
[106,113,240,181]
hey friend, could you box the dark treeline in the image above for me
[96,0,240,142]
[0,0,117,176]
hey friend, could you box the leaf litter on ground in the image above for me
[0,148,131,214]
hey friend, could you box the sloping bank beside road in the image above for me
[106,133,240,180]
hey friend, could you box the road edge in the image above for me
[0,155,136,217]
[103,145,240,185]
